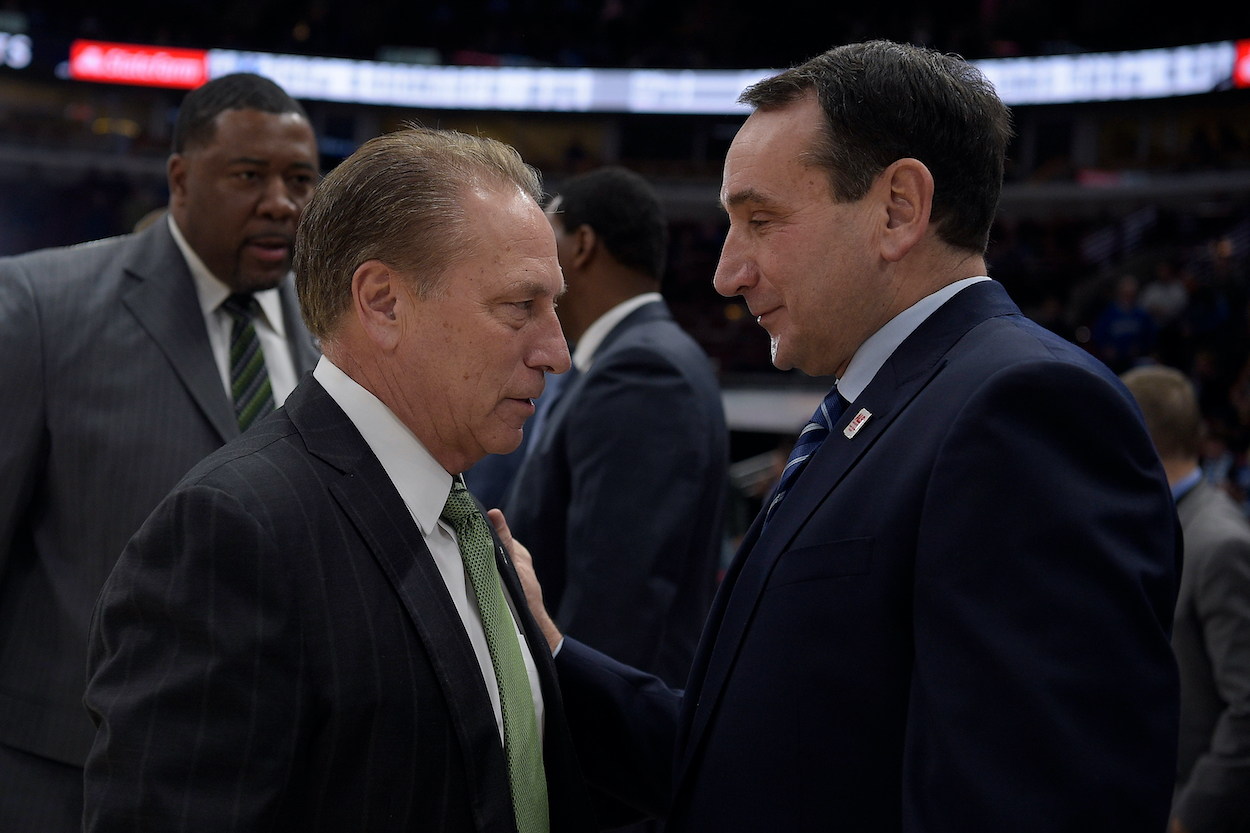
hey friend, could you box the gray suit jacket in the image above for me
[1173,479,1250,833]
[0,217,319,767]
[504,300,728,688]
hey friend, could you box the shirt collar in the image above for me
[571,292,663,372]
[837,276,990,403]
[1171,466,1203,501]
[167,213,287,338]
[312,355,452,535]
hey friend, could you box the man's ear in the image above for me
[351,259,403,349]
[167,154,188,208]
[878,158,933,263]
[568,224,598,271]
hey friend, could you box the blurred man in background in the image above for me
[0,73,319,830]
[502,166,728,689]
[1122,364,1250,833]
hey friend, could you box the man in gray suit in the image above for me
[501,167,728,689]
[0,73,320,830]
[1123,364,1250,833]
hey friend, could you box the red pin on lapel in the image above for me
[843,408,872,438]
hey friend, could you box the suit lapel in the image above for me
[675,280,1022,788]
[120,219,237,444]
[286,380,515,832]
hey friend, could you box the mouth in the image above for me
[751,305,780,326]
[243,235,293,265]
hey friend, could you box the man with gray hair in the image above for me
[1122,364,1250,833]
[84,127,595,832]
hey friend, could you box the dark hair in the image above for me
[295,126,544,341]
[550,166,667,280]
[740,40,1013,255]
[1120,365,1202,461]
[172,73,310,154]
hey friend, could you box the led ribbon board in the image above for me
[66,38,1250,113]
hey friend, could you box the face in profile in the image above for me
[712,94,883,379]
[393,182,571,472]
[169,108,319,293]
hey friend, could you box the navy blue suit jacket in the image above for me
[505,300,728,687]
[556,281,1181,832]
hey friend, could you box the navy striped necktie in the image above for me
[764,386,847,525]
[220,293,275,432]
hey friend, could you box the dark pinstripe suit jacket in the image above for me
[0,218,318,771]
[83,376,597,832]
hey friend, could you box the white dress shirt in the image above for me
[313,356,545,743]
[837,276,990,402]
[168,214,299,406]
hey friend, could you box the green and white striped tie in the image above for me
[441,477,550,833]
[221,293,275,432]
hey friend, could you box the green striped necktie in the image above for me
[441,477,550,833]
[221,293,275,433]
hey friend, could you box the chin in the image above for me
[233,267,290,294]
[484,428,525,457]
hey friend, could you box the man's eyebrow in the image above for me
[227,157,318,172]
[512,278,560,298]
[721,187,777,212]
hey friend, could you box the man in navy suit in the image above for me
[498,40,1181,832]
[501,167,728,689]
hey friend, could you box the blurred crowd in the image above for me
[997,207,1250,515]
[0,0,1235,69]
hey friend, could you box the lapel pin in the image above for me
[844,408,872,439]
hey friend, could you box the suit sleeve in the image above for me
[84,483,303,831]
[555,637,681,823]
[0,260,46,580]
[1174,530,1250,833]
[558,347,718,667]
[906,360,1179,831]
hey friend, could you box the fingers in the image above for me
[486,509,562,652]
[487,508,512,545]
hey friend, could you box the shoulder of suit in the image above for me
[177,412,304,490]
[0,228,147,288]
[1182,482,1250,541]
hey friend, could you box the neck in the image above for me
[1163,458,1200,488]
[559,268,658,344]
[323,340,470,475]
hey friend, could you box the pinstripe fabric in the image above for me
[83,377,596,833]
[0,216,319,803]
[0,744,82,832]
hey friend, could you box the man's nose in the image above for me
[533,307,571,375]
[713,225,756,298]
[257,175,298,220]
